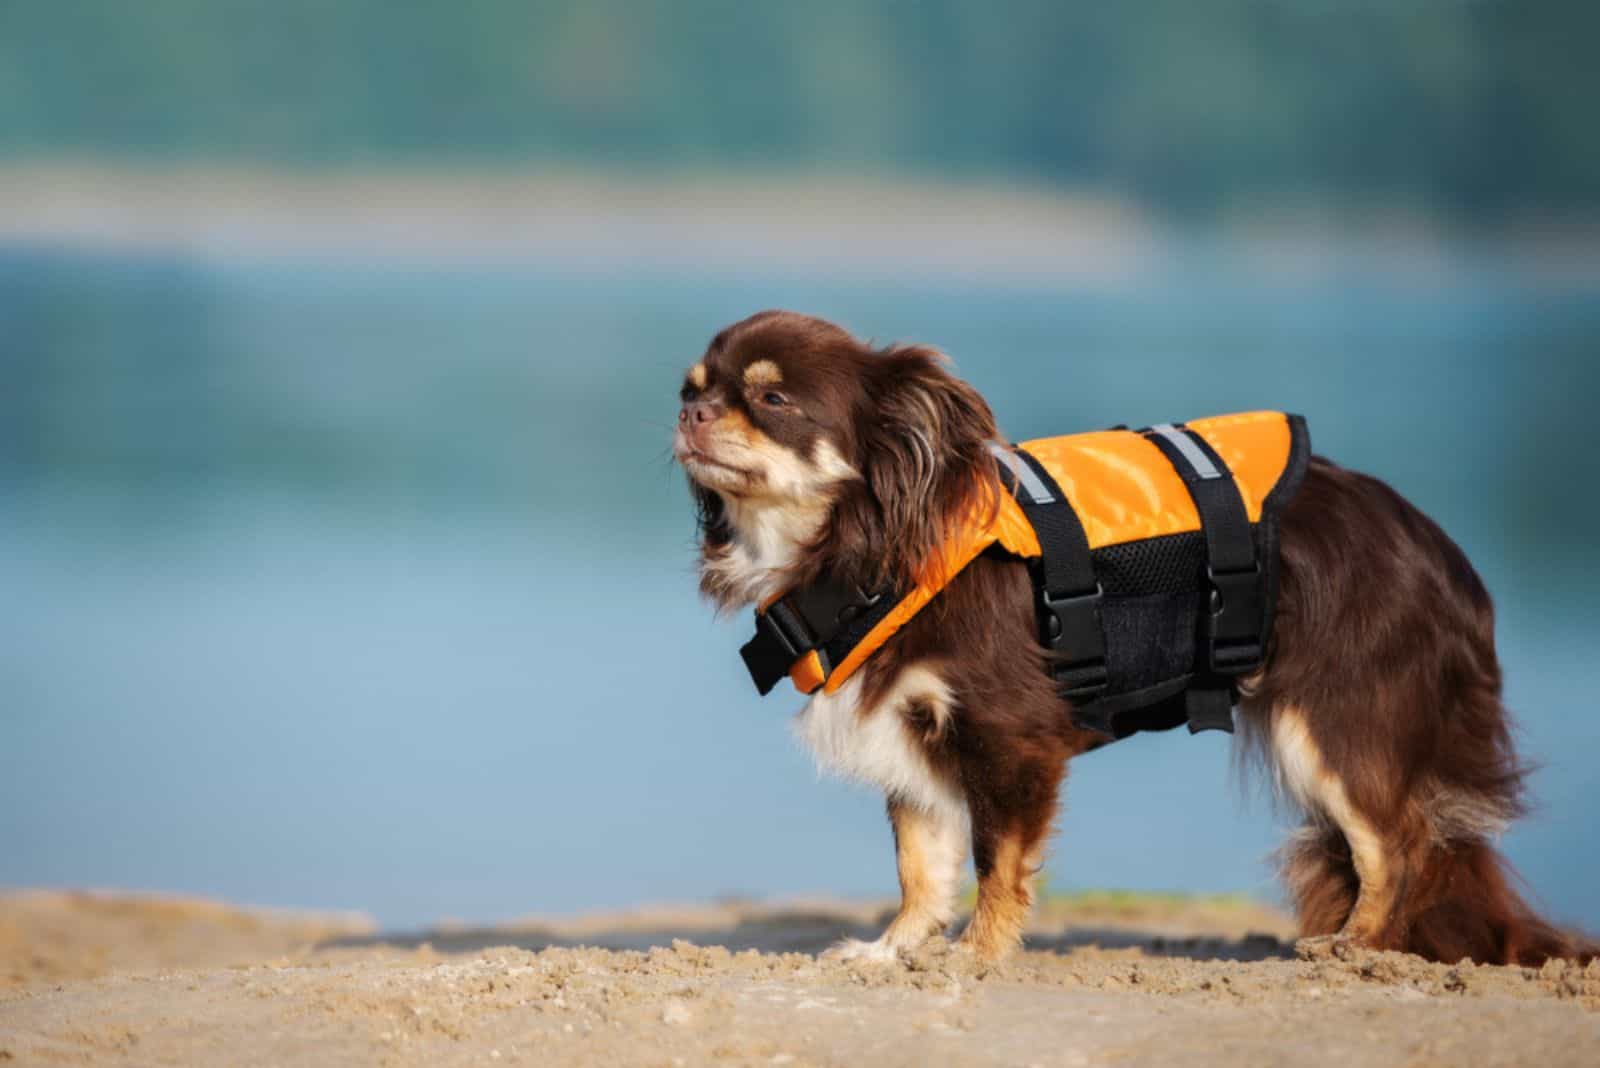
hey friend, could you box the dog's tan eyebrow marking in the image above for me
[743,360,782,388]
[687,363,708,390]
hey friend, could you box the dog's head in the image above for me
[673,310,1000,609]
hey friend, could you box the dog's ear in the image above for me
[837,345,1000,589]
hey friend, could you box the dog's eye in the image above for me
[760,391,789,408]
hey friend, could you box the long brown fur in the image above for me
[675,309,1593,967]
[1244,458,1592,965]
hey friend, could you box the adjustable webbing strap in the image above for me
[990,443,1107,703]
[1141,423,1262,732]
[740,579,886,696]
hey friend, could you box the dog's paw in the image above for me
[1295,933,1362,962]
[820,938,903,966]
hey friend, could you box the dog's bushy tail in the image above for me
[1401,838,1594,967]
[1283,825,1595,966]
[1280,824,1593,965]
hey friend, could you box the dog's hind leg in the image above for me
[1246,457,1590,964]
[1255,690,1585,964]
[1269,705,1418,950]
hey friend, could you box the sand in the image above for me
[2,891,1597,1067]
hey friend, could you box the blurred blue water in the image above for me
[2,245,1597,929]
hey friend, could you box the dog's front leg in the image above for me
[954,758,1060,963]
[826,798,967,963]
[957,819,1047,962]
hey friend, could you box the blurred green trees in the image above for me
[0,0,1594,221]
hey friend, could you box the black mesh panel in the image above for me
[1090,531,1210,596]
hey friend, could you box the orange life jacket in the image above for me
[740,411,1310,740]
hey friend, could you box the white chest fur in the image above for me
[793,667,967,825]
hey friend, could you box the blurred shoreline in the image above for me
[3,162,1597,282]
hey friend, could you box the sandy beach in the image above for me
[3,890,1596,1066]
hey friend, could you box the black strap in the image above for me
[992,444,1107,702]
[1141,423,1262,733]
[740,579,886,695]
[1184,687,1237,735]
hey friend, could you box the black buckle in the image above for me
[757,599,816,662]
[801,583,884,635]
[740,599,819,697]
[741,582,889,697]
[1206,564,1262,674]
[1040,583,1107,701]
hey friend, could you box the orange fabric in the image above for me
[999,409,1292,553]
[754,411,1297,696]
[820,513,1007,690]
[788,651,827,694]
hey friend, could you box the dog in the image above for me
[673,308,1589,967]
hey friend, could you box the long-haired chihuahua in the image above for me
[674,309,1590,967]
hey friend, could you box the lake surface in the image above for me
[3,241,1598,929]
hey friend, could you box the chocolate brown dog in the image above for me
[674,309,1589,966]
